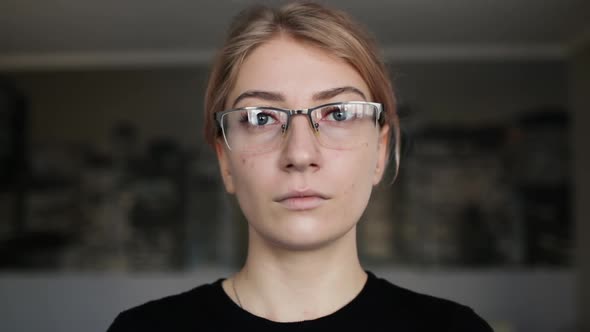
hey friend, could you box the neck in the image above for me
[230,225,367,322]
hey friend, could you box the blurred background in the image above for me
[0,0,589,331]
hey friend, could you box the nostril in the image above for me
[285,162,319,171]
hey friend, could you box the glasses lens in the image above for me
[219,103,381,153]
[221,108,288,153]
[312,103,379,149]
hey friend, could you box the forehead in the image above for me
[228,36,370,106]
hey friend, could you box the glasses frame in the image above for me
[214,101,383,151]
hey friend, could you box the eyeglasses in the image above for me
[215,101,383,153]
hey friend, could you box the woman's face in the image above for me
[216,36,389,251]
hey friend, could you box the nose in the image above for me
[279,115,321,173]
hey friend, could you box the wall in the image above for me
[6,67,209,151]
[572,42,590,332]
[393,60,568,125]
[0,269,576,332]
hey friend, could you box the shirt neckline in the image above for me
[213,270,377,326]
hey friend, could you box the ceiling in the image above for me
[1,0,589,69]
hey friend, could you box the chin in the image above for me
[254,216,358,251]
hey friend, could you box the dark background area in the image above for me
[0,61,572,270]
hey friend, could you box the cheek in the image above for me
[234,153,257,172]
[231,153,274,193]
[327,149,376,225]
[328,146,377,191]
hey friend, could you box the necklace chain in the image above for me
[232,277,243,309]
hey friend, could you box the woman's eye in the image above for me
[324,107,349,121]
[256,113,270,125]
[250,111,277,126]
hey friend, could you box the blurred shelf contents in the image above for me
[359,107,572,268]
[0,74,573,270]
[507,109,572,265]
[394,125,517,266]
[0,89,227,270]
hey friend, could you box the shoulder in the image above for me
[106,280,223,332]
[366,272,493,331]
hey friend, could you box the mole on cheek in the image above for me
[344,183,354,195]
[240,157,255,170]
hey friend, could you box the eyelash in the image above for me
[238,111,279,124]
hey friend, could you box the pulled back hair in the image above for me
[204,1,400,179]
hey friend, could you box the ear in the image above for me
[373,125,390,185]
[215,140,235,194]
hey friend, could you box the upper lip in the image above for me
[274,189,330,202]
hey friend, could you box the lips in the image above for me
[274,190,329,211]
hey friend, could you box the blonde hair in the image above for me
[204,1,400,178]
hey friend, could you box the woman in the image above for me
[108,2,493,331]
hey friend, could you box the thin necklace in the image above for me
[232,277,243,309]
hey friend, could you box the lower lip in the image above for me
[278,196,325,210]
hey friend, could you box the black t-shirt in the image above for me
[106,271,493,331]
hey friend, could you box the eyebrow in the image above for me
[312,86,367,101]
[231,86,367,108]
[232,90,285,108]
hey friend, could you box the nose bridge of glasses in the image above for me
[284,108,319,133]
